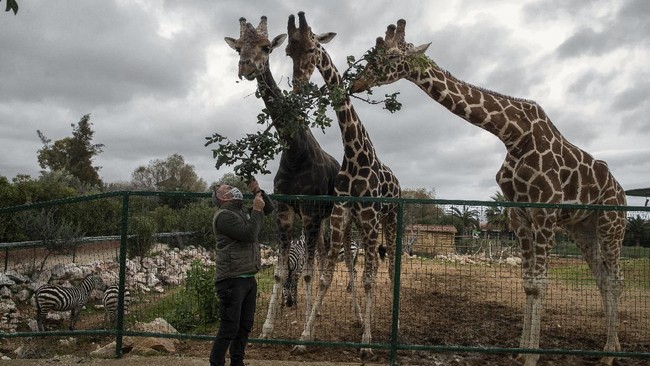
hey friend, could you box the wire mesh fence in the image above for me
[0,191,649,365]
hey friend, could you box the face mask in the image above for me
[225,187,244,201]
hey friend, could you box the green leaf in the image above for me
[4,0,19,14]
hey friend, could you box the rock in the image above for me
[5,270,29,284]
[59,337,77,347]
[30,269,52,291]
[26,319,38,332]
[0,286,12,298]
[16,288,32,303]
[146,273,160,287]
[506,257,522,266]
[121,318,180,354]
[0,298,17,312]
[13,346,24,357]
[90,342,117,358]
[0,273,16,287]
[129,345,162,356]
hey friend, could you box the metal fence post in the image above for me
[115,192,129,358]
[389,200,405,366]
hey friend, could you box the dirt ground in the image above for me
[2,255,649,365]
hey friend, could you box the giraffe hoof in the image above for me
[291,345,308,355]
[359,348,375,360]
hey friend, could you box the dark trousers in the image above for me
[210,276,257,366]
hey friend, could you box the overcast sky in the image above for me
[1,0,648,205]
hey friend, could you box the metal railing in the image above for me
[1,191,649,365]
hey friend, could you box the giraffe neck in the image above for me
[255,66,285,127]
[256,65,320,167]
[407,60,537,149]
[316,46,376,155]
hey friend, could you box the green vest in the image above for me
[213,208,262,282]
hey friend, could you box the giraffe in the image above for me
[224,16,340,339]
[351,19,627,366]
[286,12,401,358]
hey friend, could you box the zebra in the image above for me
[35,274,106,331]
[337,240,359,265]
[102,285,131,329]
[282,232,306,308]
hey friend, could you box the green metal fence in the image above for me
[1,191,649,365]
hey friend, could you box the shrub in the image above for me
[127,214,157,261]
[166,260,219,332]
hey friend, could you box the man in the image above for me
[209,178,275,366]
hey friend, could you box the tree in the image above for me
[213,172,248,192]
[401,187,445,225]
[448,205,480,236]
[485,191,510,232]
[131,153,207,192]
[625,216,649,247]
[37,114,104,187]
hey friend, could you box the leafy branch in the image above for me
[205,48,403,180]
[205,81,333,180]
[2,0,18,15]
[342,50,403,114]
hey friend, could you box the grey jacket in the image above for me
[213,191,275,282]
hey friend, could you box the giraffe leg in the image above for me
[569,215,624,366]
[301,215,323,326]
[512,209,554,366]
[292,205,346,355]
[260,206,294,339]
[359,218,380,360]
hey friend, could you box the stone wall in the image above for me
[0,244,278,333]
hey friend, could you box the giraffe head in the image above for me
[350,19,431,93]
[286,11,336,92]
[224,16,287,81]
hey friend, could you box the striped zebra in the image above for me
[337,240,359,265]
[337,240,360,292]
[102,285,131,329]
[282,232,306,308]
[35,274,106,331]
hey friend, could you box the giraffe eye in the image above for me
[307,48,316,54]
[235,48,241,55]
[261,45,271,53]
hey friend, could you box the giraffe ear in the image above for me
[270,34,287,50]
[407,42,431,55]
[224,37,237,50]
[316,32,337,44]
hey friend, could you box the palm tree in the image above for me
[486,191,509,232]
[448,205,480,236]
[626,215,649,247]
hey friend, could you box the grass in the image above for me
[549,257,650,289]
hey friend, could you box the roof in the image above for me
[407,224,458,234]
[625,188,650,197]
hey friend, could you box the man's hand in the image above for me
[252,193,265,211]
[247,177,261,195]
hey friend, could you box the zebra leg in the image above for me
[69,307,81,330]
[36,308,45,332]
[346,217,362,327]
[260,206,294,339]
